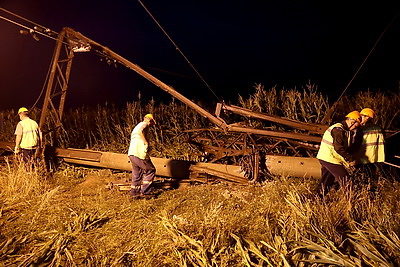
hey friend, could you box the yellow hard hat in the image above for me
[360,108,375,118]
[18,107,29,114]
[144,113,156,123]
[345,110,361,123]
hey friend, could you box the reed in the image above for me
[0,158,49,206]
[335,89,400,129]
[0,84,399,265]
[0,165,399,265]
[238,83,329,124]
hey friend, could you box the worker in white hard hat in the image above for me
[316,111,362,197]
[14,107,42,168]
[127,113,157,199]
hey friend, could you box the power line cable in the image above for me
[0,7,58,35]
[0,8,62,109]
[321,8,400,124]
[137,0,221,102]
[31,52,56,110]
[0,14,59,42]
[0,8,60,43]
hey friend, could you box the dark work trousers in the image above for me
[20,148,36,170]
[318,159,349,197]
[128,155,156,196]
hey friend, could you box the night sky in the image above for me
[1,1,400,110]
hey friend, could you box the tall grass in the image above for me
[1,84,398,160]
[238,83,329,125]
[0,84,399,265]
[0,158,50,206]
[335,89,400,130]
[39,84,400,163]
[54,98,209,160]
[2,169,399,265]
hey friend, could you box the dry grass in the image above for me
[1,84,400,265]
[335,89,400,130]
[0,158,50,206]
[1,162,400,266]
[238,83,329,125]
[3,84,397,160]
[25,83,397,165]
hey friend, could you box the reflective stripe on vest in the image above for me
[317,123,349,166]
[360,125,385,163]
[19,118,40,149]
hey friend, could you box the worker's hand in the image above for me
[14,146,20,154]
[346,161,357,175]
[348,160,356,167]
[347,166,356,175]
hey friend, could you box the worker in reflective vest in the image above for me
[316,111,362,197]
[352,108,385,181]
[357,108,385,164]
[14,107,42,168]
[128,114,157,199]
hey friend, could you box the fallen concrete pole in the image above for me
[55,148,322,180]
[1,141,322,179]
[58,148,247,180]
[265,155,321,179]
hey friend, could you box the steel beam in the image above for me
[223,104,328,134]
[39,28,74,135]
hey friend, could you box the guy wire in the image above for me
[321,8,400,124]
[137,0,221,102]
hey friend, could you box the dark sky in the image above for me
[1,1,400,110]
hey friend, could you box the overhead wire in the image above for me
[137,0,222,102]
[0,7,58,35]
[3,4,222,102]
[31,52,56,110]
[2,4,224,107]
[0,14,59,42]
[321,8,400,124]
[0,7,61,109]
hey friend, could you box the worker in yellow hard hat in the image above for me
[127,113,157,199]
[14,107,42,169]
[354,108,385,180]
[316,110,362,197]
[360,108,375,124]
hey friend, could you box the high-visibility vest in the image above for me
[128,121,149,159]
[317,123,350,166]
[359,124,385,164]
[17,118,40,149]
